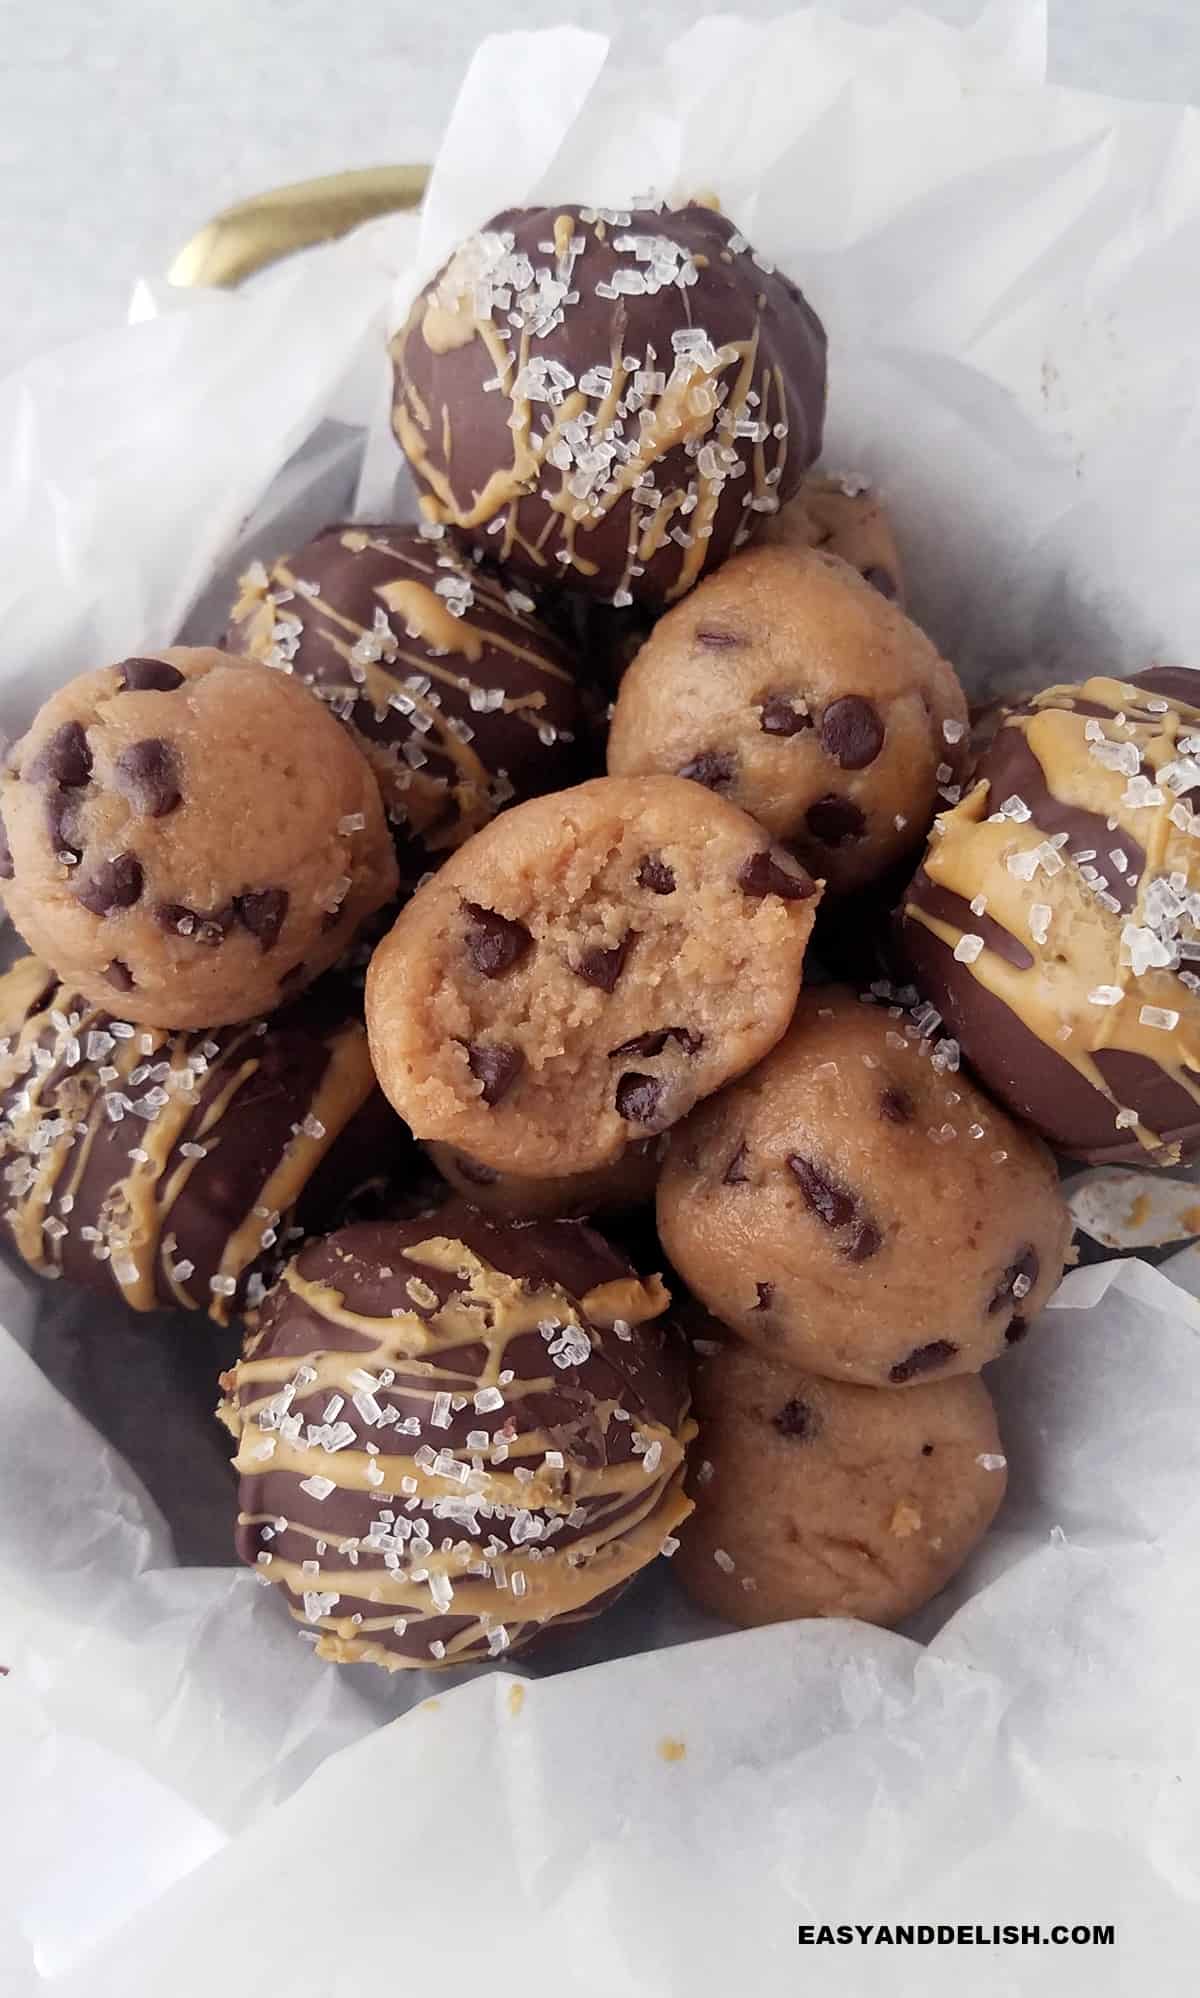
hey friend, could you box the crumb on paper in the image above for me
[508,1683,526,1718]
[1181,1205,1200,1236]
[421,1698,441,1714]
[890,1500,922,1539]
[1124,1192,1151,1230]
[658,1736,687,1763]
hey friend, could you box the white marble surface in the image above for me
[2,0,1199,375]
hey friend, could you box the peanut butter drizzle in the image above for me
[391,213,790,601]
[224,1235,693,1667]
[0,959,375,1319]
[906,678,1200,1155]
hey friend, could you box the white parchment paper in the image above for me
[2,5,1199,1991]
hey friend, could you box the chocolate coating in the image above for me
[226,526,586,887]
[902,669,1200,1163]
[391,202,826,605]
[221,1208,694,1668]
[0,955,411,1323]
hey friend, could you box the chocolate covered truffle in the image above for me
[0,955,407,1325]
[221,1208,694,1669]
[0,648,397,1027]
[366,775,820,1177]
[426,1136,660,1222]
[607,545,967,895]
[657,986,1071,1386]
[227,527,586,883]
[390,202,826,606]
[762,471,905,607]
[902,670,1200,1163]
[674,1338,1007,1628]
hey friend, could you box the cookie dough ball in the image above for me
[366,774,820,1177]
[427,1136,659,1221]
[227,526,586,886]
[762,472,905,607]
[0,955,409,1325]
[607,546,967,896]
[658,986,1071,1386]
[220,1207,694,1669]
[391,202,827,606]
[674,1339,1006,1628]
[902,669,1200,1164]
[0,649,397,1028]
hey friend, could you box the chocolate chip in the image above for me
[754,1281,774,1311]
[694,627,743,648]
[576,933,632,992]
[861,565,897,600]
[880,1086,914,1124]
[77,852,143,915]
[846,1222,882,1262]
[27,722,92,788]
[889,1340,959,1384]
[921,1442,934,1456]
[1005,1317,1029,1345]
[463,903,532,978]
[454,1155,499,1187]
[786,1154,855,1228]
[773,1397,819,1441]
[819,697,885,770]
[104,959,135,991]
[465,1041,523,1106]
[988,1246,1040,1313]
[637,855,676,894]
[678,749,734,790]
[615,1072,665,1124]
[609,1027,702,1058]
[759,694,811,737]
[236,888,289,951]
[117,657,185,693]
[45,788,84,863]
[114,738,181,818]
[723,1142,750,1184]
[0,817,11,880]
[805,795,866,847]
[155,900,235,945]
[737,849,815,900]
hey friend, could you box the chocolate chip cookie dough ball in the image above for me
[220,1207,694,1669]
[903,670,1200,1165]
[674,1340,1006,1628]
[227,526,586,885]
[391,202,827,606]
[366,774,820,1178]
[0,955,408,1325]
[657,986,1071,1386]
[427,1136,660,1222]
[607,546,967,896]
[762,471,905,607]
[0,649,397,1028]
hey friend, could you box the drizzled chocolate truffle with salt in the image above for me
[902,670,1200,1163]
[0,649,397,1027]
[0,956,406,1325]
[220,1208,694,1669]
[657,986,1071,1386]
[391,202,826,606]
[227,527,586,885]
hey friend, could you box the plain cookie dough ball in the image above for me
[220,1208,694,1669]
[607,545,968,896]
[391,202,826,606]
[0,955,407,1324]
[226,525,586,887]
[366,774,820,1177]
[674,1338,1007,1628]
[427,1136,660,1221]
[762,472,905,607]
[658,986,1071,1386]
[0,649,397,1028]
[902,668,1200,1164]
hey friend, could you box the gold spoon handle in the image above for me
[167,163,429,290]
